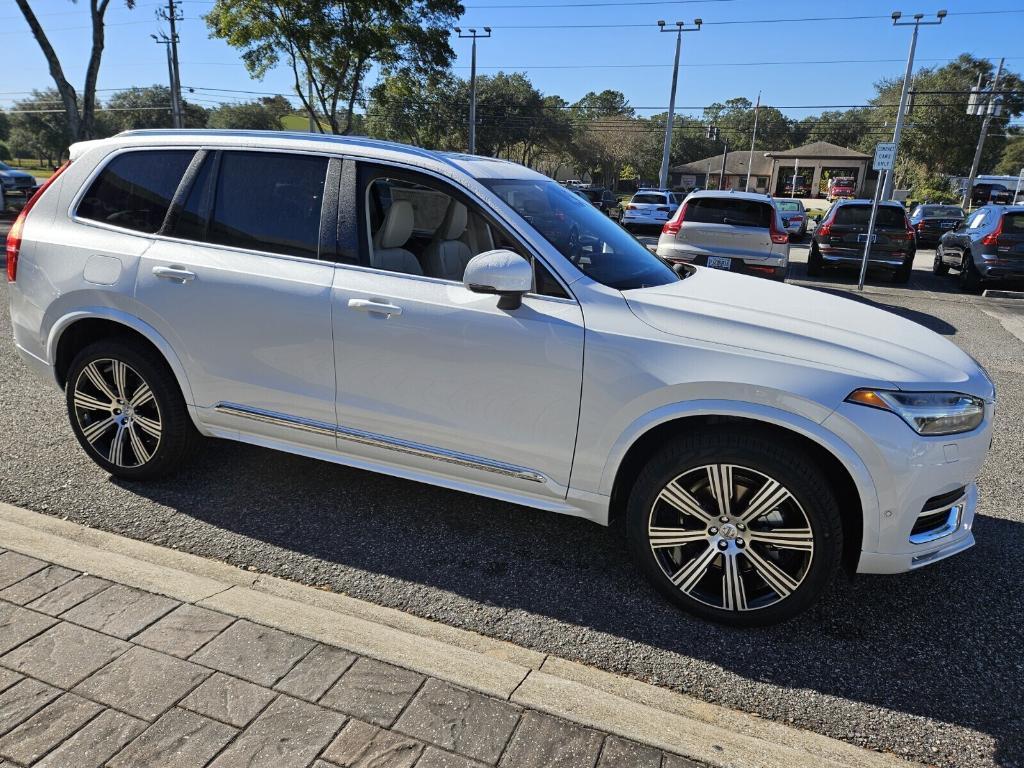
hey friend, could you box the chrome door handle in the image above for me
[347,299,402,317]
[152,265,196,284]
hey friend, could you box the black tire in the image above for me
[932,246,950,276]
[65,339,195,480]
[893,257,913,284]
[959,254,982,294]
[625,428,843,626]
[806,242,823,276]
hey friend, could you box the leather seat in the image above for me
[424,201,474,281]
[372,200,422,275]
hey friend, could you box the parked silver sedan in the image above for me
[655,190,791,280]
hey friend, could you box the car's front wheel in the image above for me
[66,339,195,479]
[933,246,950,275]
[959,253,982,293]
[626,429,842,626]
[806,243,824,276]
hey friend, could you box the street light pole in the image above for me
[658,19,702,191]
[881,9,947,200]
[455,27,491,155]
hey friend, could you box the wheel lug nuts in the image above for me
[717,541,728,551]
[719,516,728,523]
[708,527,718,535]
[736,539,745,548]
[737,523,746,531]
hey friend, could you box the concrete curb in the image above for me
[0,501,918,768]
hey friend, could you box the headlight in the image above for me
[846,389,985,435]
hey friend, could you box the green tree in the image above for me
[366,70,465,149]
[571,90,633,119]
[7,90,71,166]
[996,136,1024,175]
[14,0,135,141]
[205,0,462,136]
[207,97,293,130]
[869,54,1024,184]
[101,86,207,133]
[794,109,874,150]
[0,110,9,142]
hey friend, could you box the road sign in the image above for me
[873,142,896,171]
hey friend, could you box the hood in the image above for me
[623,268,994,398]
[0,169,35,180]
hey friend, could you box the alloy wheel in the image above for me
[647,463,814,612]
[72,358,162,468]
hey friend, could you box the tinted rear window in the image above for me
[1003,213,1024,234]
[920,206,965,218]
[632,193,668,205]
[77,150,195,234]
[205,152,327,258]
[685,198,773,228]
[833,205,906,229]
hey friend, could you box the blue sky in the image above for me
[2,0,1023,121]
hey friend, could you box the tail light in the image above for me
[816,219,832,237]
[769,215,789,245]
[662,202,688,236]
[6,161,71,282]
[981,217,1004,246]
[915,221,926,231]
[627,204,637,210]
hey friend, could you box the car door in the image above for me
[329,162,585,499]
[948,210,987,265]
[135,149,340,450]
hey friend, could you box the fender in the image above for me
[598,398,882,551]
[46,307,204,432]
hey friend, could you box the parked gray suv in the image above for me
[935,205,1024,292]
[655,190,790,280]
[808,199,915,283]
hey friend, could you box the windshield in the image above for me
[776,201,802,212]
[483,179,678,290]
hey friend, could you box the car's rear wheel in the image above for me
[893,257,913,284]
[959,254,982,293]
[806,243,823,276]
[626,429,842,626]
[66,339,195,479]
[932,246,950,275]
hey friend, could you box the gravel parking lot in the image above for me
[2,221,1023,768]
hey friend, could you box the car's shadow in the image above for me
[116,425,1023,765]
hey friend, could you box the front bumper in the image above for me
[823,400,994,575]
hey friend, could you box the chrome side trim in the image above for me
[214,403,336,438]
[213,402,547,484]
[909,495,966,545]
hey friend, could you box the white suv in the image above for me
[7,130,995,625]
[620,189,681,232]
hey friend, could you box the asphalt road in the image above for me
[2,229,1023,768]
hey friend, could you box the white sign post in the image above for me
[858,143,897,291]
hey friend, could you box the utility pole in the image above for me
[707,125,727,190]
[657,19,702,191]
[455,27,491,155]
[881,9,947,200]
[745,91,760,192]
[155,0,184,128]
[962,57,1005,210]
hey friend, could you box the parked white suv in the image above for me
[7,130,995,625]
[656,190,790,280]
[620,189,681,232]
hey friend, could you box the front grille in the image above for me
[912,509,953,536]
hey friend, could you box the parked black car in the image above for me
[808,199,916,283]
[935,205,1024,292]
[578,187,622,220]
[908,203,966,247]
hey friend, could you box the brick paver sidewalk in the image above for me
[0,548,701,768]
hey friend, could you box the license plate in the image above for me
[857,233,878,243]
[706,256,732,270]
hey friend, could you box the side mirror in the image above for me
[463,249,533,310]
